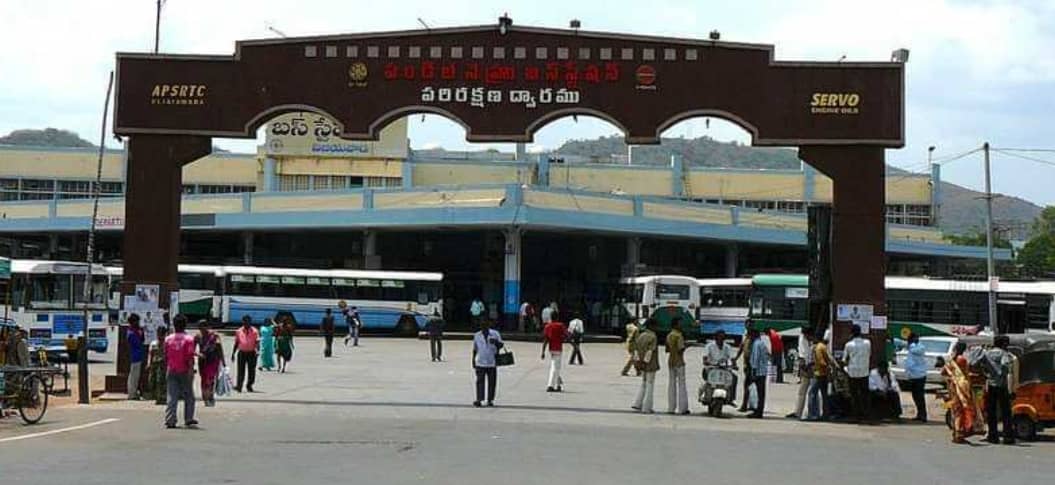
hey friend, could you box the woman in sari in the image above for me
[195,321,225,407]
[258,318,276,371]
[145,326,169,404]
[941,342,981,443]
[276,317,294,373]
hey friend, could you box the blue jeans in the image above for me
[806,376,830,420]
[165,372,195,427]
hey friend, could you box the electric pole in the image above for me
[983,142,998,334]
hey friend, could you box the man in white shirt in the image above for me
[541,302,556,325]
[518,302,530,332]
[868,360,902,421]
[472,320,503,407]
[702,330,737,366]
[567,317,585,365]
[843,324,872,422]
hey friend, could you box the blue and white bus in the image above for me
[2,259,110,353]
[697,278,752,340]
[218,266,443,335]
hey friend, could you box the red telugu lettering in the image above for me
[524,66,541,81]
[604,62,620,82]
[545,62,561,82]
[383,63,399,80]
[485,64,515,85]
[563,62,579,89]
[402,64,416,80]
[441,64,456,80]
[421,61,436,80]
[463,63,480,81]
[584,64,601,84]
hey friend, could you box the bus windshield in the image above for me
[656,283,690,301]
[73,274,109,308]
[30,274,71,309]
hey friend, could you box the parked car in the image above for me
[891,336,958,385]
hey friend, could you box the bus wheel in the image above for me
[397,315,418,337]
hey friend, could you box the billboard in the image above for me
[264,113,407,159]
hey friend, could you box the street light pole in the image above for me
[983,142,998,334]
[154,0,163,54]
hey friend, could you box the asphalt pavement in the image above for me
[1,336,1050,485]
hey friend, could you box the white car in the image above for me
[891,336,957,385]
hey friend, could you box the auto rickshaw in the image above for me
[1010,335,1055,440]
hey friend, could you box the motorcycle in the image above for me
[698,361,738,418]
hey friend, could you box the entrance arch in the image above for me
[113,18,904,354]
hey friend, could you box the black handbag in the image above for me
[495,348,515,367]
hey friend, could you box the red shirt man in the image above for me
[541,320,567,391]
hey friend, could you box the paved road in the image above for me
[1,337,1050,485]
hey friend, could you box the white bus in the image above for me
[697,278,753,340]
[619,275,700,337]
[106,265,223,323]
[218,266,443,335]
[1,259,110,353]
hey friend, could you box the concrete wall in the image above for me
[549,165,671,196]
[412,163,533,186]
[688,171,804,201]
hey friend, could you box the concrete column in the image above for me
[536,154,550,186]
[671,154,684,197]
[724,244,739,278]
[241,231,254,265]
[263,157,277,192]
[803,162,816,204]
[503,228,522,329]
[625,237,642,276]
[515,143,527,161]
[363,231,380,269]
[930,163,941,227]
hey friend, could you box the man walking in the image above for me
[843,324,872,423]
[666,317,689,415]
[620,320,640,377]
[542,317,566,392]
[126,313,146,400]
[981,335,1016,444]
[164,315,197,429]
[904,332,929,422]
[233,315,260,393]
[343,305,361,347]
[787,330,814,419]
[321,308,336,358]
[568,316,585,365]
[541,302,556,325]
[472,320,503,407]
[470,298,485,328]
[426,309,444,362]
[631,318,660,413]
[748,328,771,418]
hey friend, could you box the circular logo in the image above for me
[900,327,911,339]
[635,65,656,85]
[348,62,368,82]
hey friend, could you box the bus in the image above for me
[218,266,443,335]
[697,278,752,341]
[2,259,110,353]
[106,265,223,323]
[748,274,1055,339]
[619,275,700,338]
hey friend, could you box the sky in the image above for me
[1,0,1053,205]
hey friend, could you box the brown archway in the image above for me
[113,19,903,355]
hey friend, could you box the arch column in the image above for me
[503,228,522,330]
[799,145,886,360]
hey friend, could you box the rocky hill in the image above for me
[554,135,1044,239]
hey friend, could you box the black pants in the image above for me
[236,351,257,391]
[772,352,784,383]
[751,375,767,417]
[985,385,1014,442]
[569,336,583,365]
[908,378,927,420]
[430,335,443,361]
[871,391,902,420]
[849,377,871,421]
[323,335,334,357]
[474,366,497,403]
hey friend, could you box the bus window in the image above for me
[257,275,282,297]
[304,277,333,299]
[357,279,381,300]
[623,284,644,302]
[332,277,357,300]
[655,283,689,301]
[280,276,306,297]
[30,274,71,309]
[228,274,255,295]
[381,280,405,301]
[72,274,108,307]
[750,295,764,317]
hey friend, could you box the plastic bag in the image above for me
[215,367,233,397]
[748,382,758,410]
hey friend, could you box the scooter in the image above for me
[698,361,738,418]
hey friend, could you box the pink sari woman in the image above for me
[195,323,225,407]
[941,342,982,443]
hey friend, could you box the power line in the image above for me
[991,147,1055,153]
[991,148,1055,168]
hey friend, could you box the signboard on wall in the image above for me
[264,113,408,159]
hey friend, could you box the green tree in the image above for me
[1018,206,1055,276]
